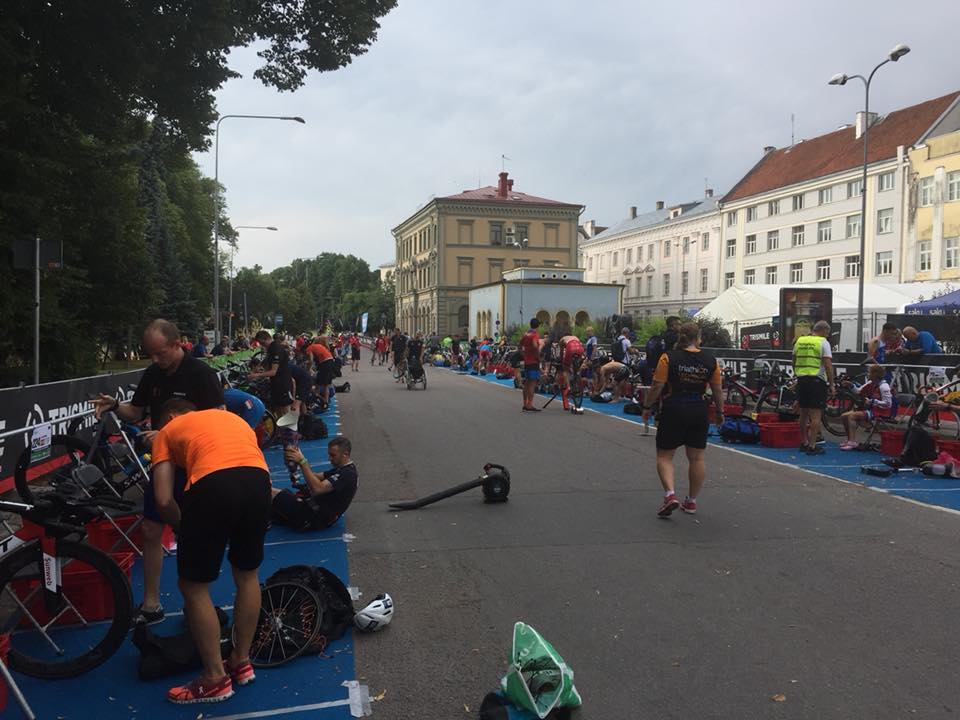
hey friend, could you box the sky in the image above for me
[193,0,960,273]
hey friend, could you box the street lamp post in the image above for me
[829,43,910,351]
[213,114,304,343]
[229,226,278,337]
[505,228,529,326]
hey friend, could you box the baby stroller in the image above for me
[406,356,427,390]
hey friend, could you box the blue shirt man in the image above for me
[223,387,266,429]
[900,326,942,356]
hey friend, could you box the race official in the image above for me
[792,320,835,455]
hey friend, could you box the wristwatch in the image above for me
[298,457,309,467]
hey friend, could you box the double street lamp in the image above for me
[829,43,910,351]
[505,226,529,325]
[229,226,278,337]
[213,114,305,343]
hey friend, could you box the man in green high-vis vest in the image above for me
[792,320,835,455]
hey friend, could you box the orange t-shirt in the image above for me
[307,343,333,364]
[151,409,268,490]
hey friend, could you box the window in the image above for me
[681,271,689,294]
[845,255,861,278]
[626,248,632,264]
[767,230,779,251]
[918,241,932,272]
[664,240,671,258]
[845,213,861,239]
[727,210,737,227]
[457,259,473,285]
[816,259,831,281]
[457,220,474,244]
[701,232,709,251]
[745,234,757,254]
[489,222,502,245]
[946,238,960,269]
[647,244,654,260]
[847,178,863,198]
[636,277,642,296]
[919,176,934,206]
[588,256,594,271]
[726,237,736,258]
[724,272,735,289]
[818,187,833,205]
[744,269,756,285]
[790,262,803,283]
[948,171,960,202]
[876,250,893,275]
[768,199,780,216]
[599,255,605,269]
[683,236,690,254]
[612,251,619,267]
[878,170,895,192]
[746,206,758,222]
[663,273,670,295]
[766,265,777,284]
[818,220,832,243]
[515,223,529,245]
[792,194,804,211]
[877,208,893,234]
[700,268,709,292]
[646,276,654,296]
[792,225,805,247]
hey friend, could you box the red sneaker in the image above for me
[225,658,256,686]
[657,494,680,518]
[167,675,234,704]
[681,498,697,515]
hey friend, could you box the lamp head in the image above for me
[828,73,849,86]
[889,43,910,61]
[266,226,278,231]
[282,116,306,124]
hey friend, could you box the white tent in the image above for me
[695,282,955,350]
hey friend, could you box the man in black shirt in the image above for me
[93,319,223,625]
[390,329,408,379]
[664,316,681,353]
[251,330,293,414]
[407,332,426,379]
[271,436,358,530]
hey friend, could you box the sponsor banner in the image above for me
[739,323,779,350]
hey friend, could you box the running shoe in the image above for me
[167,675,234,704]
[225,658,256,686]
[681,498,697,515]
[657,494,680,517]
[839,441,858,451]
[804,445,826,456]
[133,603,165,626]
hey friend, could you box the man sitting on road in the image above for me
[271,436,358,531]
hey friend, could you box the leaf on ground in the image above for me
[373,689,387,701]
[771,693,787,702]
[464,703,470,712]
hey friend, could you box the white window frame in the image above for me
[845,255,860,279]
[700,267,709,292]
[648,244,654,261]
[818,220,832,243]
[726,238,736,258]
[746,206,757,222]
[727,210,737,227]
[876,251,893,275]
[681,270,689,294]
[663,273,670,296]
[790,262,803,283]
[847,178,863,199]
[682,236,690,254]
[948,171,960,202]
[744,268,755,285]
[664,240,671,258]
[845,213,861,239]
[765,265,777,284]
[918,241,932,272]
[768,199,780,216]
[878,170,895,192]
[919,176,934,207]
[792,194,804,211]
[701,232,710,251]
[946,238,960,270]
[612,251,619,267]
[792,225,805,247]
[724,272,735,289]
[877,208,893,234]
[588,256,593,270]
[625,248,632,264]
[745,234,757,254]
[767,230,779,251]
[816,259,831,281]
[818,187,833,205]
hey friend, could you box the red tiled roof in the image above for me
[439,185,582,208]
[723,91,960,203]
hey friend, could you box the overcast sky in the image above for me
[193,0,960,273]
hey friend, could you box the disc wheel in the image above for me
[247,582,323,667]
[13,436,91,504]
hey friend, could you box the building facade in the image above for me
[581,193,721,319]
[392,173,583,335]
[377,262,395,285]
[718,91,960,293]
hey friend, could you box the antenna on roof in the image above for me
[501,154,511,172]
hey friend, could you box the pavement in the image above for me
[346,363,960,719]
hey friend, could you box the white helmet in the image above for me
[353,593,394,632]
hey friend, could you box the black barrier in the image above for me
[0,369,144,488]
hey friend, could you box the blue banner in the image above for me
[361,312,368,333]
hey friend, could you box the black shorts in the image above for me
[613,366,630,382]
[271,489,335,531]
[316,359,336,386]
[655,403,709,450]
[796,376,827,410]
[351,346,360,360]
[177,467,271,583]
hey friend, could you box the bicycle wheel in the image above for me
[822,392,856,436]
[13,435,91,504]
[922,408,960,440]
[758,389,798,418]
[247,582,323,667]
[724,386,746,412]
[0,540,133,679]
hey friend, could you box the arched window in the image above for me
[575,311,590,327]
[554,310,571,333]
[458,305,469,331]
[536,310,551,327]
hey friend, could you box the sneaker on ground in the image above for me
[805,445,826,455]
[658,494,680,518]
[167,675,234,704]
[133,603,165,626]
[225,658,256,686]
[840,441,857,451]
[681,498,697,514]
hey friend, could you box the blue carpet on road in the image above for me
[457,367,960,514]
[7,396,359,720]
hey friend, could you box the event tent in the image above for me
[903,287,960,315]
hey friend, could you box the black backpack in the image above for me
[132,607,231,680]
[298,415,329,440]
[899,425,937,465]
[645,335,666,371]
[610,336,626,362]
[264,565,356,652]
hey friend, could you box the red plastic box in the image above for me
[724,402,745,415]
[755,412,781,425]
[759,422,802,448]
[937,439,960,457]
[86,515,143,553]
[879,430,906,457]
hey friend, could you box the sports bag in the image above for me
[899,424,937,466]
[623,402,644,415]
[610,337,626,362]
[718,415,761,444]
[132,607,231,680]
[298,415,329,440]
[589,391,613,403]
[264,565,356,652]
[334,381,351,392]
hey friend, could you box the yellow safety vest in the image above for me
[793,335,823,376]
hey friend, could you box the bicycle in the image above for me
[0,491,134,679]
[405,357,427,390]
[721,358,797,417]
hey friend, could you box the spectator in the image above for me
[192,335,211,358]
[519,319,542,412]
[897,326,943,357]
[250,330,293,416]
[664,316,681,351]
[868,322,903,362]
[211,337,232,357]
[584,326,598,360]
[272,436,358,531]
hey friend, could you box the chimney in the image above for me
[705,188,714,198]
[507,179,514,193]
[763,146,776,155]
[655,201,664,210]
[855,111,879,140]
[497,171,509,198]
[629,206,637,219]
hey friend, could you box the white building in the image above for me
[718,91,960,292]
[377,262,395,285]
[581,192,721,319]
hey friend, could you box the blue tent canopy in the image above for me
[904,288,960,314]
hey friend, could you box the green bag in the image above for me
[500,622,582,719]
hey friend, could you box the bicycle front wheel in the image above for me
[0,540,133,679]
[822,392,856,436]
[13,435,91,504]
[247,582,323,667]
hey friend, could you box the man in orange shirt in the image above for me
[306,336,336,410]
[151,399,271,705]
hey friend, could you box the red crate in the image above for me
[724,402,745,415]
[13,552,135,627]
[759,422,802,448]
[755,412,780,425]
[879,430,906,457]
[937,439,960,457]
[86,515,143,552]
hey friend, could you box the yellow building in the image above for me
[907,97,960,281]
[391,172,583,335]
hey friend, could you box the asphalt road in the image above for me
[344,363,960,719]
